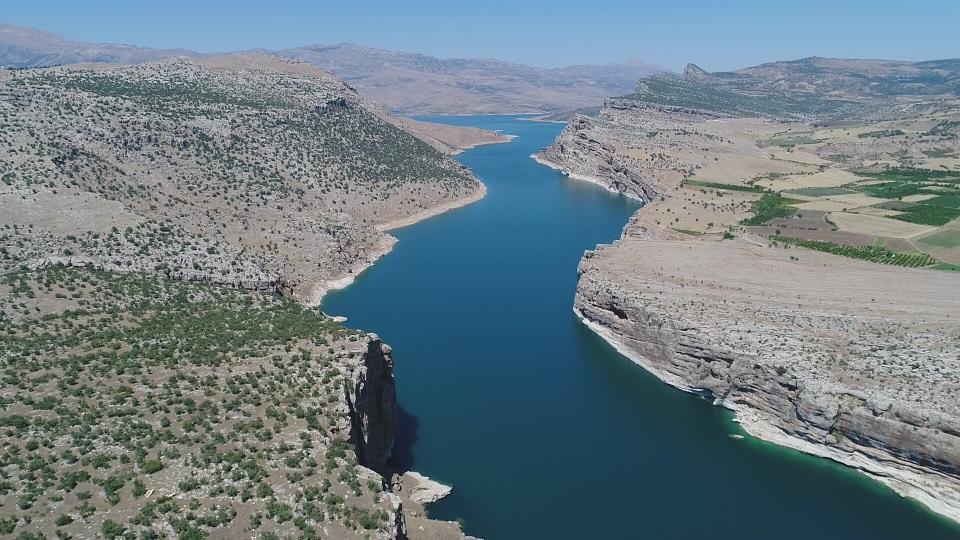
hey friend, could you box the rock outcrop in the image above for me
[682,63,709,78]
[535,109,673,202]
[346,335,399,472]
[401,472,453,505]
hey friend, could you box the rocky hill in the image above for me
[0,54,484,301]
[0,24,667,114]
[0,265,467,538]
[276,43,667,113]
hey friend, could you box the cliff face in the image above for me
[346,335,399,472]
[343,336,471,539]
[574,240,960,523]
[534,98,735,203]
[536,112,667,202]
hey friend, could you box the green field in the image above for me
[892,204,960,226]
[931,262,960,272]
[928,194,960,209]
[855,168,960,183]
[773,237,936,267]
[841,168,960,225]
[685,180,765,193]
[858,181,927,199]
[787,187,857,197]
[741,193,803,225]
[857,129,905,139]
[761,135,823,147]
[918,229,960,248]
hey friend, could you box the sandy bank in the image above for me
[449,134,516,155]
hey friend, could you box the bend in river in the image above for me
[321,116,960,539]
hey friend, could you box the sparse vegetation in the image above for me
[0,260,392,538]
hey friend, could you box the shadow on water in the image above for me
[389,404,419,472]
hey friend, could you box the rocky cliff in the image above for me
[533,93,752,205]
[347,336,399,472]
[574,239,960,523]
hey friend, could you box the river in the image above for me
[322,115,960,539]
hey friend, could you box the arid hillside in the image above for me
[0,54,485,300]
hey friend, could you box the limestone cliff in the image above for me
[346,335,399,472]
[534,98,727,203]
[342,335,469,539]
[574,239,960,524]
[535,112,665,202]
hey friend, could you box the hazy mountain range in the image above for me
[0,23,667,114]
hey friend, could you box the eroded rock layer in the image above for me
[575,239,960,522]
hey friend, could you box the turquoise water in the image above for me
[322,116,960,539]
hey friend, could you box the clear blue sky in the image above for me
[4,0,959,71]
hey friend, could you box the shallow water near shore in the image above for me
[322,116,960,539]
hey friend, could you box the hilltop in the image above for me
[0,23,198,67]
[274,43,666,113]
[624,56,960,121]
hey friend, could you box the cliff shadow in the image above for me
[388,404,419,472]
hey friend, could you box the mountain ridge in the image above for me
[0,23,667,113]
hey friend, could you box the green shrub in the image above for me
[141,459,163,474]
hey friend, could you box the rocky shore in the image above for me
[574,237,960,523]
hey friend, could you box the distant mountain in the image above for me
[625,56,960,121]
[726,56,960,98]
[0,23,198,67]
[273,43,668,114]
[0,24,668,114]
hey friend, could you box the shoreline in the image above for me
[376,181,487,232]
[531,153,644,202]
[448,134,516,156]
[521,116,567,124]
[574,305,960,527]
[301,182,487,307]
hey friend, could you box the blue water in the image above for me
[323,116,960,539]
